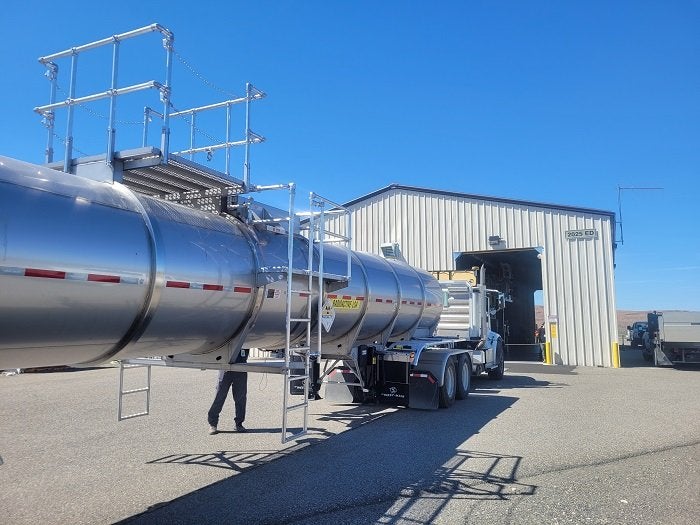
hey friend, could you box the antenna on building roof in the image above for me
[617,186,663,245]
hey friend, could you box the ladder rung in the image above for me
[315,234,351,242]
[316,273,349,281]
[286,374,310,382]
[285,401,308,412]
[284,429,308,442]
[121,387,149,395]
[290,289,312,294]
[119,411,149,420]
[289,318,311,323]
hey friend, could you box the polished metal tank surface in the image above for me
[0,156,257,368]
[0,156,443,369]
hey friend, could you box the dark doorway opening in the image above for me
[455,248,543,361]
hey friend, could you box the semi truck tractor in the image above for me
[642,311,700,366]
[0,155,504,439]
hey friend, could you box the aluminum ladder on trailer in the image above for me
[117,360,152,420]
[252,187,350,442]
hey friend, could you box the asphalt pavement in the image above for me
[0,351,698,524]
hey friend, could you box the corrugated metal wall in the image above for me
[328,187,618,367]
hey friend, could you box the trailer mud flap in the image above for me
[408,371,439,410]
[378,382,409,405]
[325,367,362,404]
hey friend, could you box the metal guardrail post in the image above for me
[63,52,79,173]
[243,82,252,190]
[106,38,120,167]
[160,32,174,163]
[225,102,232,176]
[43,62,58,164]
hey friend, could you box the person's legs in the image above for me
[208,371,234,427]
[231,371,248,427]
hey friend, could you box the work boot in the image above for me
[235,423,247,433]
[209,425,218,435]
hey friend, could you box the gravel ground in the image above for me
[0,355,698,525]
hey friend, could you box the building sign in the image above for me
[565,229,598,240]
[549,322,558,339]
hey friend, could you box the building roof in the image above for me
[343,183,616,219]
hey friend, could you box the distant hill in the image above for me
[534,306,699,340]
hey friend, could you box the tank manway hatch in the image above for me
[34,23,265,211]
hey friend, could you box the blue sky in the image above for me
[1,1,698,310]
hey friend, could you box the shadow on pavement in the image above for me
[118,388,542,525]
[505,362,578,375]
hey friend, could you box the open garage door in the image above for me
[455,248,544,361]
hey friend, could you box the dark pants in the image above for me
[207,370,247,427]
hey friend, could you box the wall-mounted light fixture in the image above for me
[488,235,503,246]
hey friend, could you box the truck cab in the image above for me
[627,321,647,348]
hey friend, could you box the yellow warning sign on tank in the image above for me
[332,298,360,310]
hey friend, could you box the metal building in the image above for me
[327,184,618,367]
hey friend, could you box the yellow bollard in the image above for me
[612,342,620,368]
[544,342,552,365]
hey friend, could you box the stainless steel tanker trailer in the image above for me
[0,155,505,436]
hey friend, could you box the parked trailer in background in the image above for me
[643,311,700,366]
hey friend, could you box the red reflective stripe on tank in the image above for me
[401,300,407,304]
[234,286,252,294]
[417,302,423,306]
[299,292,310,297]
[375,298,383,303]
[427,375,436,384]
[166,280,190,288]
[409,301,415,305]
[327,294,338,299]
[342,295,352,300]
[356,296,365,301]
[386,299,393,304]
[203,284,224,291]
[88,274,121,283]
[25,268,66,279]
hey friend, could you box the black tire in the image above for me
[488,340,505,380]
[439,358,457,408]
[456,353,471,400]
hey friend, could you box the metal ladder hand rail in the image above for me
[282,183,311,443]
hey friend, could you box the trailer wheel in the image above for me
[456,354,471,400]
[488,340,505,380]
[439,358,457,408]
